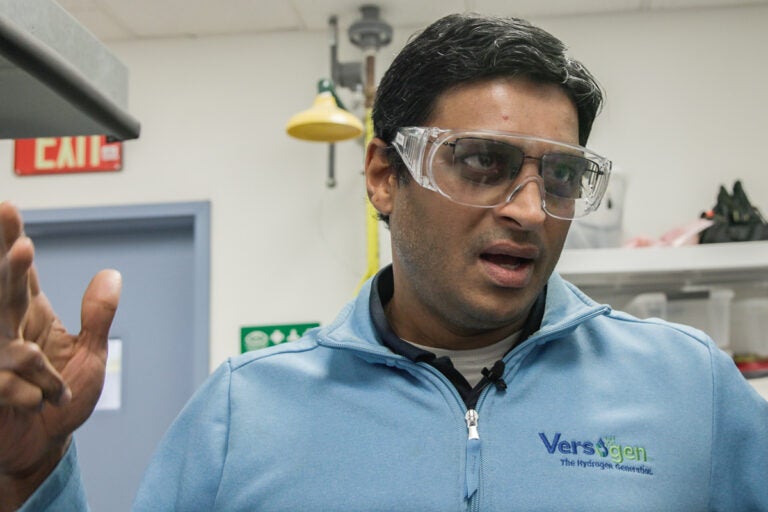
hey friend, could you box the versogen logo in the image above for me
[538,432,648,464]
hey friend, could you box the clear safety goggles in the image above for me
[392,127,612,220]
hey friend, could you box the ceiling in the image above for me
[57,0,767,42]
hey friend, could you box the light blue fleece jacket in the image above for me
[21,273,768,511]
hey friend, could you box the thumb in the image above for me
[79,269,122,352]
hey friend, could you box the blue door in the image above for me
[24,202,210,512]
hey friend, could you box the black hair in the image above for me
[372,13,605,224]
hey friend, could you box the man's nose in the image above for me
[494,175,547,228]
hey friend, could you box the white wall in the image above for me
[536,6,768,241]
[1,5,766,370]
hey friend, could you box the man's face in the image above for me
[383,78,578,349]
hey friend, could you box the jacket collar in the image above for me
[318,266,609,356]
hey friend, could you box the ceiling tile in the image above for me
[290,0,465,31]
[474,0,644,18]
[649,0,768,8]
[96,0,303,38]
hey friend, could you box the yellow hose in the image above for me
[357,108,379,291]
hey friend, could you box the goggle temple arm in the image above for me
[393,128,432,185]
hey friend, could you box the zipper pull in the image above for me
[465,409,480,440]
[465,409,481,499]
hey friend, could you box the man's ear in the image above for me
[365,138,397,216]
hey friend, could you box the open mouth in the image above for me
[480,253,531,269]
[478,248,537,288]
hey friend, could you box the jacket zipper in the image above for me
[465,408,481,501]
[385,358,490,505]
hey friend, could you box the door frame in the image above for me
[22,201,211,384]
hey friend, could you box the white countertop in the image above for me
[748,377,768,401]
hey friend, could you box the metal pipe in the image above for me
[327,16,339,188]
[327,143,336,188]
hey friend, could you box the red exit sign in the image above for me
[14,136,122,176]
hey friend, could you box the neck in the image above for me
[384,294,527,351]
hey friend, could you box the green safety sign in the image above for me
[240,322,320,353]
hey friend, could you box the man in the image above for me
[1,13,767,511]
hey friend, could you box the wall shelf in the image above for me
[556,241,768,296]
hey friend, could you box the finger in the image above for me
[0,370,46,411]
[0,237,33,340]
[79,270,122,354]
[17,270,54,345]
[6,236,34,299]
[7,235,34,277]
[0,341,70,406]
[29,263,41,297]
[0,202,24,254]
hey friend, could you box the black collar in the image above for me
[368,265,547,407]
[369,265,436,363]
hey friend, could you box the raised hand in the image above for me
[0,202,121,510]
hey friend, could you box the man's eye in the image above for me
[545,154,589,182]
[543,155,590,198]
[550,163,577,182]
[457,153,507,184]
[462,152,503,170]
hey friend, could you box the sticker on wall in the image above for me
[14,136,122,175]
[241,322,320,353]
[95,338,122,411]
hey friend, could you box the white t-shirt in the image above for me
[409,332,520,387]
